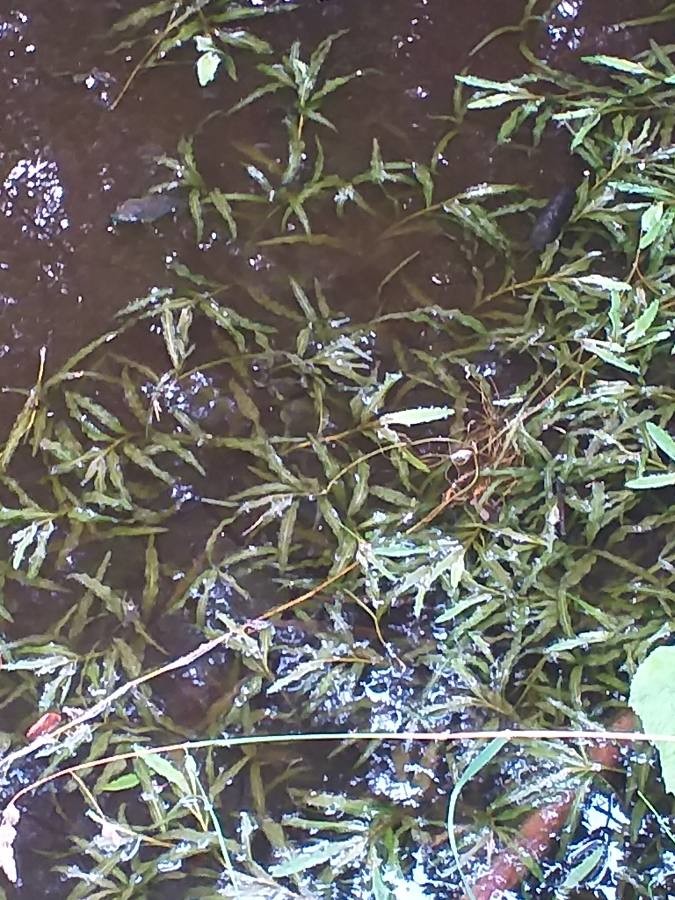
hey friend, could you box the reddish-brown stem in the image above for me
[468,710,637,899]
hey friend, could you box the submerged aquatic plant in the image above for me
[109,0,297,108]
[1,2,675,897]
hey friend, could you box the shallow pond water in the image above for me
[1,1,674,898]
[3,0,665,385]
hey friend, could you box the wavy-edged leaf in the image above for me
[122,443,174,485]
[626,472,675,489]
[646,422,675,463]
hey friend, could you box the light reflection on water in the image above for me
[2,155,67,239]
[547,0,586,52]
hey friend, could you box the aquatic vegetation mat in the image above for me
[1,2,675,897]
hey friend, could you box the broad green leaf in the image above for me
[630,646,675,794]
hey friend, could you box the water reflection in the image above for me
[546,0,586,52]
[2,155,67,240]
[0,10,28,44]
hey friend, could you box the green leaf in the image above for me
[229,80,284,114]
[141,751,192,796]
[100,773,141,792]
[289,278,316,322]
[122,443,174,485]
[581,341,640,375]
[379,406,454,427]
[210,188,238,239]
[625,299,659,344]
[67,393,126,436]
[10,523,41,572]
[313,71,361,103]
[467,92,526,109]
[196,51,221,86]
[456,74,526,93]
[412,162,434,206]
[277,499,298,571]
[582,54,657,77]
[189,188,204,242]
[68,570,126,619]
[646,422,675,463]
[447,738,508,899]
[217,29,270,55]
[626,473,675,489]
[269,836,365,877]
[369,138,386,184]
[575,275,632,292]
[26,521,56,578]
[142,535,160,617]
[560,845,605,890]
[230,379,261,428]
[630,646,675,794]
[639,202,665,249]
[346,461,370,518]
[1,390,39,472]
[111,0,175,32]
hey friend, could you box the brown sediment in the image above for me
[468,711,637,900]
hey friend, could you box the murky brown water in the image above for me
[3,0,665,388]
[1,0,672,896]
